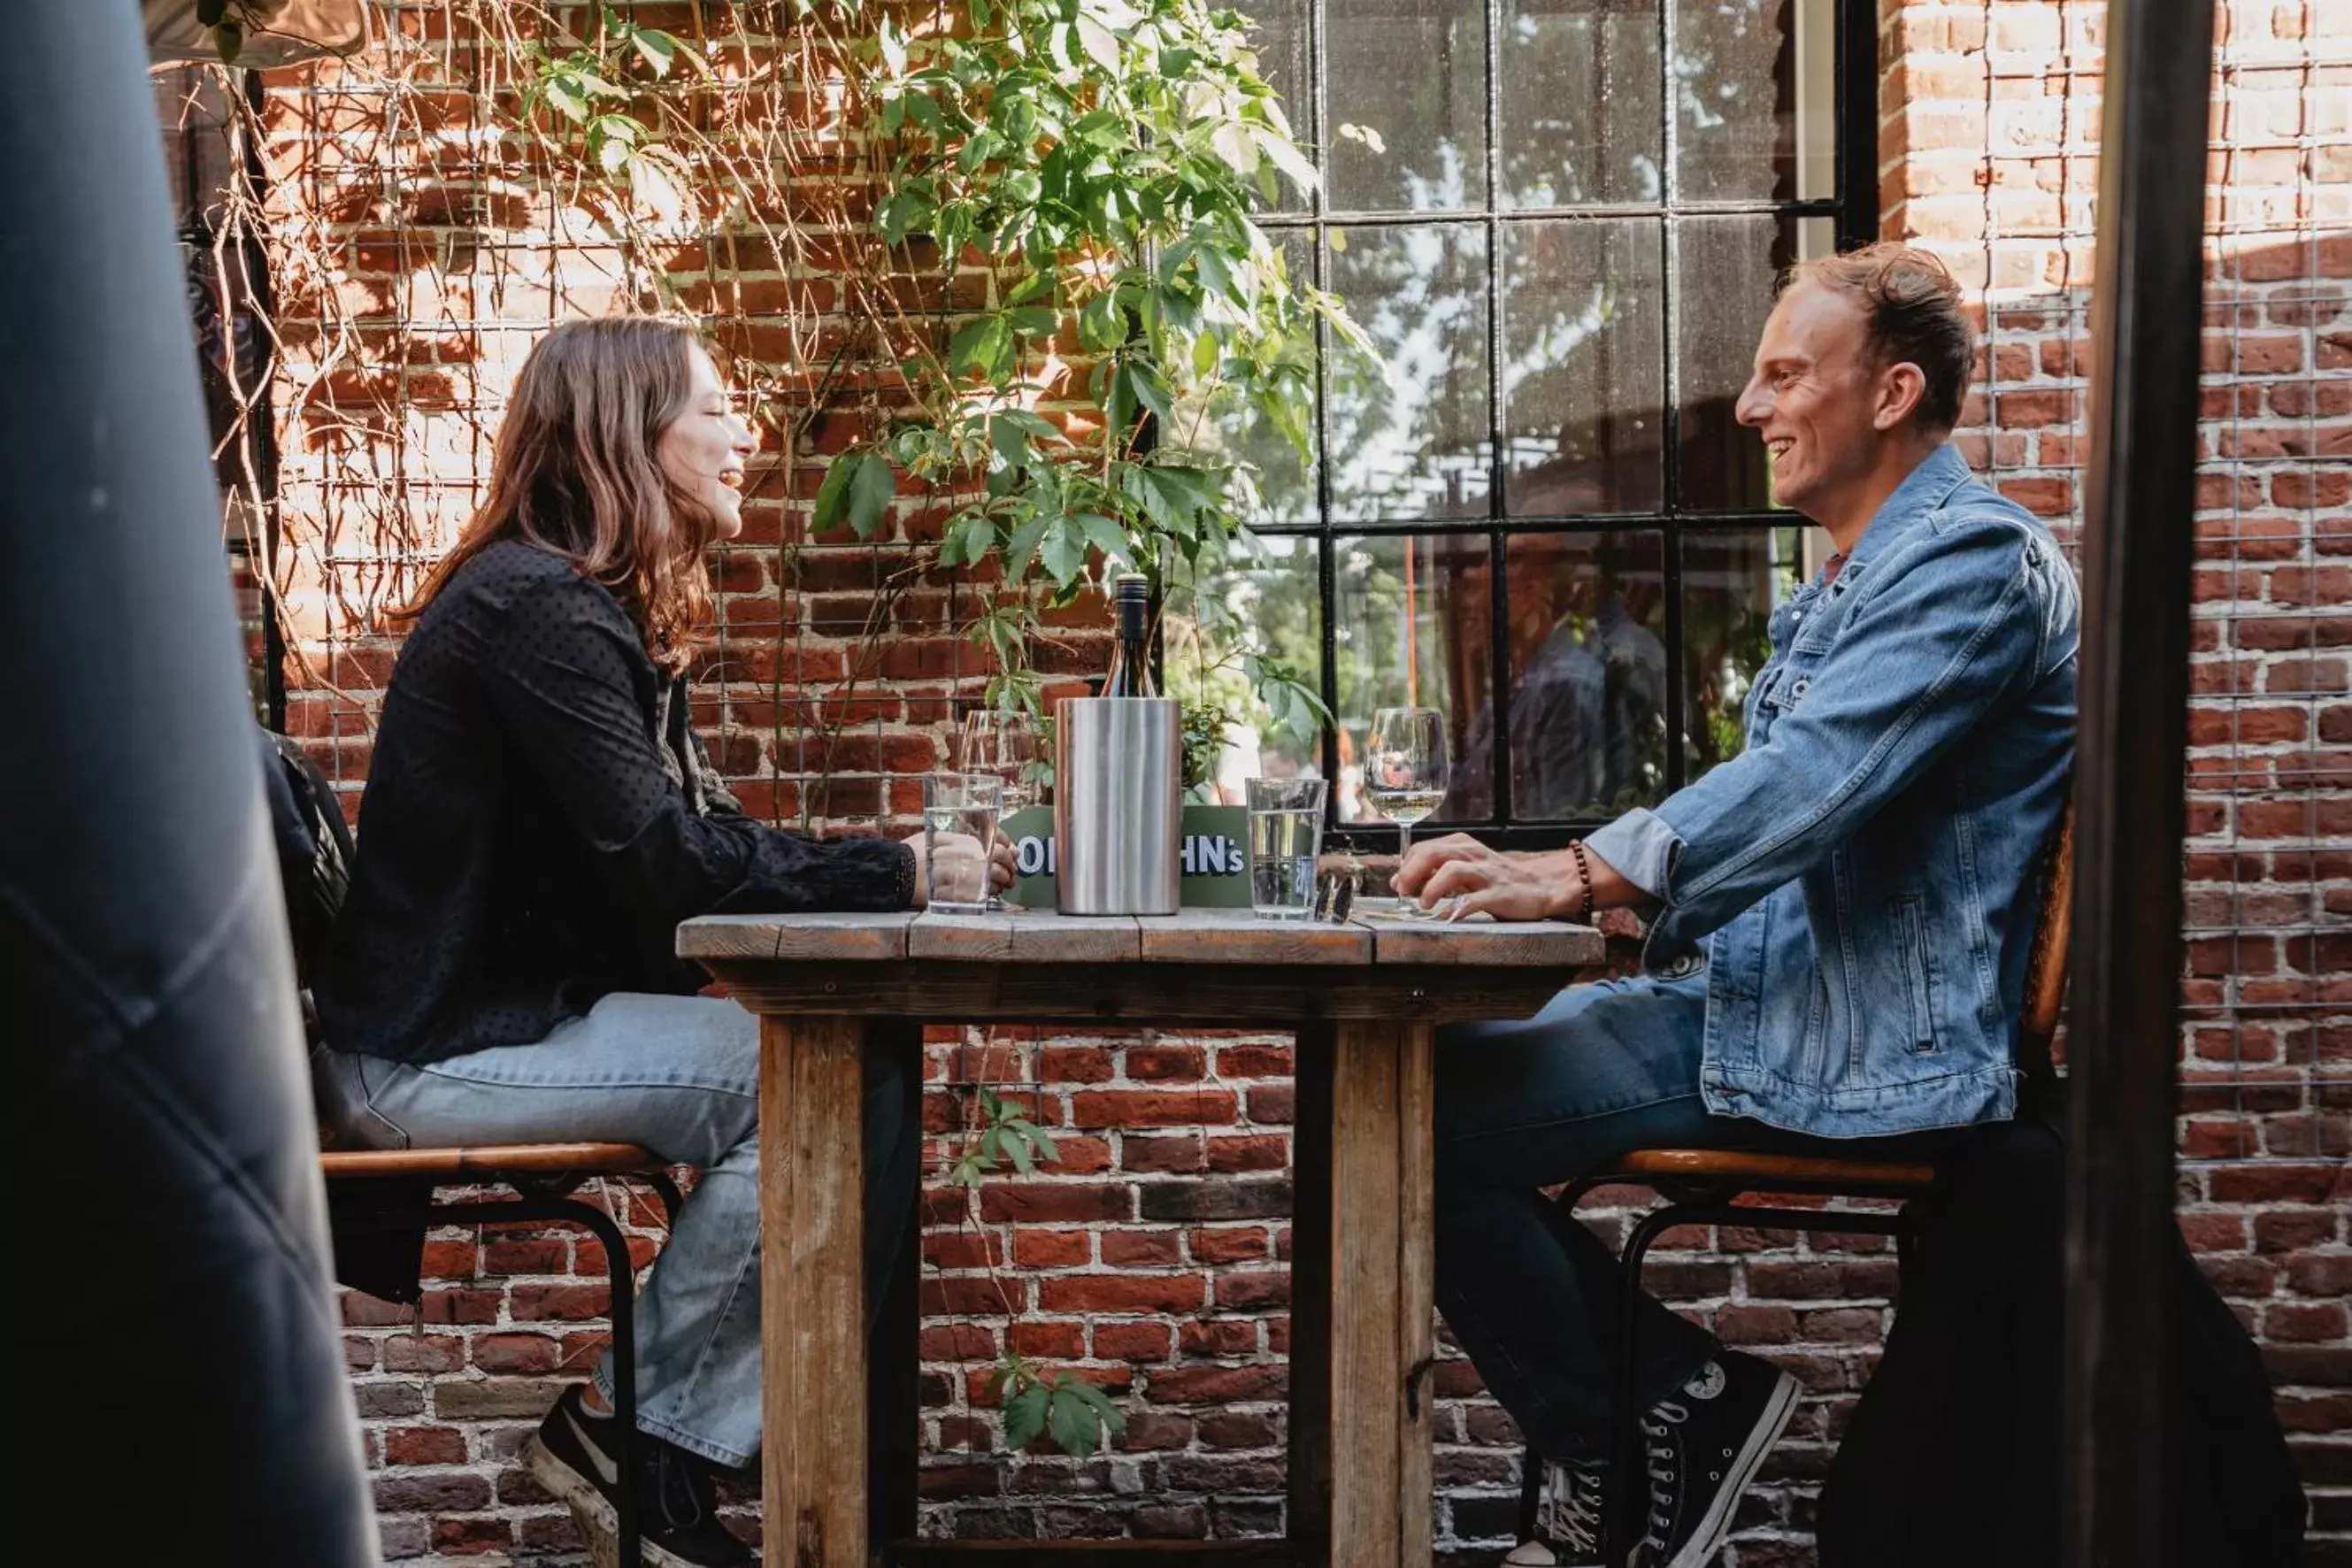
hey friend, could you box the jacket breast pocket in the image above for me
[1894,894,1941,1057]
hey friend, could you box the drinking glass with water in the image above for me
[1247,776,1327,921]
[959,710,1044,911]
[923,772,1003,915]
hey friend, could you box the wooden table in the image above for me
[678,907,1603,1568]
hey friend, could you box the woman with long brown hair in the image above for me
[313,316,1005,1566]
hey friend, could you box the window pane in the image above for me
[1234,0,1314,215]
[1675,214,1831,509]
[1501,0,1663,207]
[1173,534,1326,799]
[1332,534,1493,823]
[1681,527,1802,780]
[1327,224,1493,521]
[1325,0,1488,212]
[1503,218,1665,515]
[1188,229,1319,524]
[1480,531,1669,819]
[1676,0,1834,200]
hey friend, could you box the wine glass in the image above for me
[959,709,1044,910]
[1364,705,1449,919]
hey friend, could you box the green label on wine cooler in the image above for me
[999,804,1251,910]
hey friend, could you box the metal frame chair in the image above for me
[1517,803,2074,1565]
[321,1142,685,1568]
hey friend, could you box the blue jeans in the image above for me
[317,993,917,1471]
[1435,972,1963,1470]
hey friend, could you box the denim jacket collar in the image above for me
[1828,443,1976,584]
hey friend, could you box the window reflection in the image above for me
[1681,527,1803,778]
[1326,225,1492,520]
[1324,0,1489,212]
[1676,0,1835,201]
[1172,534,1325,802]
[1183,229,1319,524]
[1331,534,1492,822]
[1503,219,1665,514]
[1502,0,1664,207]
[1440,533,1669,820]
[1678,215,1833,510]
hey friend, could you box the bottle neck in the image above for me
[1105,592,1155,696]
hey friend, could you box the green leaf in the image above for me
[848,452,899,535]
[542,73,592,122]
[949,315,1011,378]
[811,452,859,531]
[1003,1381,1050,1449]
[1074,511,1131,568]
[211,19,242,63]
[989,415,1033,473]
[626,25,678,75]
[1257,127,1320,194]
[1003,513,1051,580]
[1126,361,1174,422]
[1047,1387,1092,1457]
[1007,1118,1058,1163]
[626,154,683,221]
[1039,519,1088,588]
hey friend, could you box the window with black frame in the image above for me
[1183,0,1875,849]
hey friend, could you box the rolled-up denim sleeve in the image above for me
[1599,517,2066,969]
[1585,807,1679,902]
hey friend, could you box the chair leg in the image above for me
[641,1168,686,1232]
[565,1198,642,1568]
[1518,1440,1546,1541]
[399,1195,648,1568]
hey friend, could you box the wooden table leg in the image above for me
[1326,1019,1435,1568]
[761,1015,868,1568]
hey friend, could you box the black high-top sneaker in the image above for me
[1629,1352,1800,1568]
[1504,1459,1608,1565]
[522,1384,751,1568]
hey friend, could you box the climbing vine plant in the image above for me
[815,0,1355,737]
[193,0,1349,1463]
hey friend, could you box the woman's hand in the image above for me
[1395,834,1575,921]
[912,832,1018,908]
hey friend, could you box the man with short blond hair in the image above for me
[1399,244,2078,1567]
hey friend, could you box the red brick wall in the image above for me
[214,1,2348,1561]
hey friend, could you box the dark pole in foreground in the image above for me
[0,2,374,1558]
[2064,0,2216,1561]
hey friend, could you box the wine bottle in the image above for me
[1101,572,1157,697]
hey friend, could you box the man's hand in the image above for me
[1395,834,1573,921]
[912,832,1018,908]
[1395,833,1657,923]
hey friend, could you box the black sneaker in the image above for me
[1630,1352,1800,1568]
[1503,1459,1607,1565]
[521,1384,752,1568]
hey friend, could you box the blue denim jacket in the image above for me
[1586,444,2079,1137]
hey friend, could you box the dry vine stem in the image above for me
[200,2,1029,821]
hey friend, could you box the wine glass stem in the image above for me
[1399,819,1412,898]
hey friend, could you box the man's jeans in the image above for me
[1436,972,1965,1471]
[316,992,918,1471]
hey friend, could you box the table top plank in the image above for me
[676,911,913,962]
[682,908,1599,970]
[1349,911,1602,968]
[908,910,1141,963]
[1135,909,1374,965]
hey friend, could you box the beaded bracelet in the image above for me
[1565,839,1597,926]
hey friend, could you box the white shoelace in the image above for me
[1545,1463,1606,1554]
[1636,1397,1691,1557]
